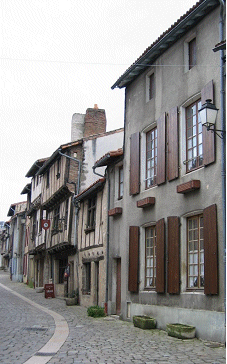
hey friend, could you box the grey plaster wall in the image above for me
[109,6,225,342]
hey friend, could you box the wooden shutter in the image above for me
[168,107,179,181]
[156,218,165,293]
[167,216,180,294]
[157,113,166,185]
[203,204,218,295]
[128,226,139,293]
[201,80,215,166]
[130,132,140,195]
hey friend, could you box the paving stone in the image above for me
[0,271,226,364]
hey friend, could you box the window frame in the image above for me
[53,206,60,232]
[87,195,96,230]
[146,70,155,103]
[145,225,156,290]
[186,99,203,173]
[118,166,123,199]
[149,73,155,100]
[56,157,61,179]
[64,199,69,231]
[146,127,157,189]
[189,37,196,70]
[46,170,50,189]
[187,214,204,290]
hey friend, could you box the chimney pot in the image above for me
[94,104,98,109]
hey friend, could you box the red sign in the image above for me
[41,219,50,230]
[44,284,55,299]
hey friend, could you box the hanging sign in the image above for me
[41,219,51,230]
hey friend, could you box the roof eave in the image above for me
[75,178,105,202]
[37,140,82,176]
[111,0,220,90]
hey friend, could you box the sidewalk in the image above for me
[0,271,225,364]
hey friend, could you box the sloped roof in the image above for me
[7,201,27,217]
[74,178,106,202]
[25,158,48,177]
[21,183,31,195]
[37,140,82,176]
[94,148,123,168]
[112,0,220,89]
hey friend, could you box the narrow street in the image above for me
[0,271,225,364]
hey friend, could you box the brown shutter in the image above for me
[157,113,166,185]
[128,226,139,293]
[156,218,165,293]
[201,80,215,166]
[167,216,180,294]
[130,132,140,195]
[168,107,179,181]
[203,204,218,295]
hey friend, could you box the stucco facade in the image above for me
[110,1,225,343]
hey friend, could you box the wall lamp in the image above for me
[199,99,224,139]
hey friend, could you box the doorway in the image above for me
[95,261,99,306]
[116,258,121,315]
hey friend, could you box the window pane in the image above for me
[187,214,203,289]
[186,100,202,172]
[188,128,193,138]
[193,115,197,126]
[145,226,156,288]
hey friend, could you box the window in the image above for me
[186,100,203,172]
[189,38,196,69]
[31,211,37,241]
[87,196,96,229]
[39,208,43,233]
[53,206,60,231]
[46,170,50,189]
[145,226,156,289]
[82,262,91,294]
[146,128,157,188]
[118,166,123,199]
[64,199,69,230]
[146,71,155,102]
[149,73,155,100]
[187,214,204,289]
[57,158,61,179]
[36,175,39,186]
[59,258,68,284]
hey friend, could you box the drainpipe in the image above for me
[93,166,109,314]
[218,1,226,327]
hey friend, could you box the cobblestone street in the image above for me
[0,271,225,364]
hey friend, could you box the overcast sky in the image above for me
[0,0,197,221]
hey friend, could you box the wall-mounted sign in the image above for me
[41,219,51,230]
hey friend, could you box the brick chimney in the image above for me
[84,105,107,138]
